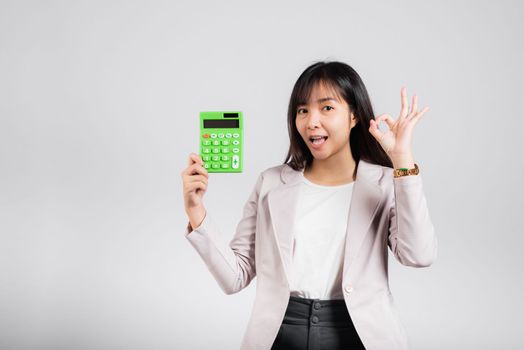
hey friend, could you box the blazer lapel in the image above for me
[266,165,302,288]
[267,160,384,288]
[342,165,383,279]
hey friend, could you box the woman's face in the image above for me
[295,82,357,161]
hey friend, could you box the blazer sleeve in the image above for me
[184,173,262,295]
[387,174,438,267]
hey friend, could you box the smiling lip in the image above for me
[309,136,328,149]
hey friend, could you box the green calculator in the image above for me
[199,111,243,173]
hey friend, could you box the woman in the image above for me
[181,61,437,349]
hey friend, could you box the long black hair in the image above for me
[283,61,393,180]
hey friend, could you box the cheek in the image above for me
[295,118,304,133]
[331,118,351,137]
[337,116,351,130]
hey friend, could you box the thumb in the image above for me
[368,119,383,141]
[188,152,203,167]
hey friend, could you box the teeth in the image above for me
[312,137,326,144]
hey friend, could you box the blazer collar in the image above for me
[267,159,386,289]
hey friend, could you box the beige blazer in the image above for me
[184,159,437,350]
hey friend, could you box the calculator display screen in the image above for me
[203,119,240,129]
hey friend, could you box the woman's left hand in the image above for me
[368,87,429,157]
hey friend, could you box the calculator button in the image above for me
[212,148,220,153]
[203,148,211,154]
[232,140,240,145]
[222,147,229,153]
[232,148,240,153]
[203,140,211,146]
[225,133,232,138]
[222,140,229,145]
[232,155,240,169]
[221,155,229,161]
[212,140,220,146]
[210,133,217,138]
[233,133,239,138]
[203,155,210,161]
[218,133,225,138]
[221,163,228,169]
[212,155,220,161]
[212,163,219,169]
[203,134,210,138]
[203,163,210,169]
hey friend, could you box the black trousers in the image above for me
[271,295,366,350]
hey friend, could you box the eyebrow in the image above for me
[297,97,338,106]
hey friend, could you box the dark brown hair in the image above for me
[283,61,393,180]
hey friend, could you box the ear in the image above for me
[349,112,358,129]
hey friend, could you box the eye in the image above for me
[323,105,334,111]
[297,108,307,114]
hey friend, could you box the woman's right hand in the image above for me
[181,153,209,214]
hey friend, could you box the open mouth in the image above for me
[309,136,328,145]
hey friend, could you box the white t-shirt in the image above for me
[289,173,354,300]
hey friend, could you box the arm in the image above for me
[184,173,262,294]
[387,174,438,267]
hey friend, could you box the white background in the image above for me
[1,0,523,349]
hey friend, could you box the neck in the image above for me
[304,147,357,185]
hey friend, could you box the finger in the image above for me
[379,114,396,129]
[187,153,206,174]
[189,162,209,177]
[410,94,418,116]
[400,87,408,118]
[186,176,208,190]
[188,152,203,167]
[188,153,196,166]
[368,118,384,140]
[182,160,209,178]
[195,153,204,166]
[412,106,430,120]
[184,174,208,187]
[185,181,207,194]
[373,114,396,131]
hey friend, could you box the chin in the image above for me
[310,151,330,159]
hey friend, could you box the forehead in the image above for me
[298,80,344,105]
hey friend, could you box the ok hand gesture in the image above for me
[368,87,429,157]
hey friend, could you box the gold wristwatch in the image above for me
[393,163,419,178]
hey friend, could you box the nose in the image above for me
[306,110,321,129]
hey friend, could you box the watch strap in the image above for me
[393,163,419,178]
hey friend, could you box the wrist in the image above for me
[186,206,207,230]
[390,153,415,169]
